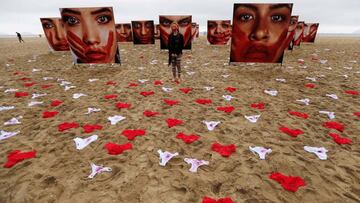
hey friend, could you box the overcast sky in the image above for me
[1,0,360,35]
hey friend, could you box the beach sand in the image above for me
[0,36,359,203]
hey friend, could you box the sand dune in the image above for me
[0,36,359,203]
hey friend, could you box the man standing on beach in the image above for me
[168,22,184,83]
[16,32,24,43]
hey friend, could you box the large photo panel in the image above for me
[287,16,299,50]
[115,23,133,42]
[40,18,70,51]
[294,21,305,46]
[207,20,232,45]
[155,24,160,39]
[302,23,319,43]
[60,7,120,64]
[131,20,155,44]
[230,3,293,63]
[159,15,192,50]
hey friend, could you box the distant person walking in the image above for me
[16,32,24,43]
[168,22,184,83]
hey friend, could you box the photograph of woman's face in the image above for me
[60,7,119,64]
[302,23,319,43]
[115,23,133,42]
[230,3,293,63]
[294,21,305,46]
[131,20,155,44]
[285,15,298,50]
[191,23,197,41]
[159,15,192,49]
[155,24,160,39]
[40,18,70,51]
[207,20,232,45]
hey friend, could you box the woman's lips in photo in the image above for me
[139,37,152,43]
[244,46,270,59]
[85,50,107,61]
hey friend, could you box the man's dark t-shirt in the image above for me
[168,33,184,55]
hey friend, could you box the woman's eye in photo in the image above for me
[239,14,253,22]
[179,21,189,26]
[65,16,79,26]
[97,15,111,24]
[43,23,54,29]
[271,15,285,22]
[162,20,171,26]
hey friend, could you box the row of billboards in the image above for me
[40,4,319,64]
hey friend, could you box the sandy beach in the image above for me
[0,36,359,203]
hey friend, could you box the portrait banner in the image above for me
[191,22,197,41]
[155,24,160,39]
[207,20,232,45]
[40,18,70,51]
[302,23,319,43]
[294,21,305,46]
[115,23,133,42]
[287,16,299,50]
[131,20,155,44]
[230,3,293,63]
[159,15,192,50]
[60,7,121,64]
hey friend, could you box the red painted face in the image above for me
[303,23,319,42]
[40,18,69,51]
[294,22,304,46]
[132,21,154,44]
[283,16,298,49]
[116,24,132,42]
[207,20,232,45]
[60,7,118,63]
[231,4,292,63]
[159,15,192,48]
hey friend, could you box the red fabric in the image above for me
[288,111,309,119]
[42,111,59,118]
[41,84,53,89]
[225,87,236,93]
[251,103,265,109]
[140,91,155,97]
[83,124,103,133]
[15,92,29,97]
[269,172,306,192]
[104,142,132,155]
[196,99,212,105]
[211,143,236,157]
[179,88,193,94]
[354,112,360,117]
[166,118,183,128]
[154,80,163,85]
[304,83,315,88]
[106,81,117,85]
[51,100,62,107]
[164,99,180,106]
[104,94,118,100]
[143,110,159,117]
[279,127,303,137]
[19,77,31,81]
[216,106,235,113]
[345,90,359,95]
[116,102,131,109]
[323,121,344,132]
[176,132,200,144]
[202,196,234,203]
[24,82,36,87]
[122,129,146,140]
[3,150,36,168]
[328,133,352,145]
[58,122,79,132]
[128,83,138,87]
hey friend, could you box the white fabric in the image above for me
[264,89,278,96]
[28,101,43,107]
[108,115,126,125]
[88,78,99,82]
[0,106,15,111]
[244,115,261,123]
[296,98,310,105]
[85,107,101,115]
[304,146,328,160]
[65,86,76,91]
[43,77,53,80]
[4,116,22,125]
[275,78,286,83]
[222,95,234,101]
[162,87,173,92]
[184,158,209,173]
[32,93,47,99]
[4,88,18,93]
[305,77,317,82]
[249,146,272,160]
[326,94,338,100]
[158,149,179,166]
[88,163,112,179]
[204,86,214,91]
[73,135,98,150]
[73,93,87,99]
[202,121,220,131]
[138,79,148,84]
[319,111,335,119]
[0,130,20,141]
